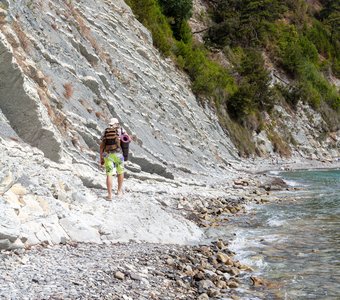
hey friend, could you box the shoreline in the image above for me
[229,167,340,299]
[245,157,340,174]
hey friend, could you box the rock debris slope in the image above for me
[0,0,241,249]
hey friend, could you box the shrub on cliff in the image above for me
[158,0,193,40]
[227,49,273,121]
[174,41,235,98]
[125,0,173,55]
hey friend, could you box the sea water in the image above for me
[227,169,340,299]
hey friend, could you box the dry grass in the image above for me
[95,111,103,119]
[71,135,79,147]
[12,52,26,70]
[219,113,256,157]
[54,111,69,133]
[0,3,8,9]
[44,75,52,85]
[12,20,30,51]
[51,23,57,30]
[106,56,113,69]
[0,15,6,27]
[267,130,292,157]
[79,99,93,113]
[37,88,54,118]
[38,84,71,135]
[110,67,130,85]
[63,83,73,99]
[65,2,105,62]
[0,2,8,26]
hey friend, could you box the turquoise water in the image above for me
[229,169,340,299]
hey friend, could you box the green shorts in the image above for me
[104,153,124,176]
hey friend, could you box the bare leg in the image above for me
[106,175,113,199]
[117,173,124,196]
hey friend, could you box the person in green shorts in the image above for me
[99,118,125,200]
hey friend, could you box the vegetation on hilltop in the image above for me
[126,0,340,156]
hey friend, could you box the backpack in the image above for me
[103,127,121,152]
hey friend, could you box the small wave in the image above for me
[267,217,287,227]
[283,179,305,187]
[242,256,268,269]
[260,234,286,243]
[229,233,261,251]
[269,170,281,175]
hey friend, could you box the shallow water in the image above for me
[226,169,340,299]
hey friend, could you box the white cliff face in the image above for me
[0,0,240,180]
[0,31,63,161]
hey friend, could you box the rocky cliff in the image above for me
[0,0,240,177]
[0,0,339,250]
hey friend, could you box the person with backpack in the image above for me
[100,118,125,200]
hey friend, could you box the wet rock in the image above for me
[216,240,225,249]
[240,264,254,272]
[225,258,235,266]
[222,272,231,281]
[228,280,239,288]
[216,280,227,289]
[260,177,288,191]
[250,276,265,286]
[216,252,230,264]
[207,288,220,297]
[230,267,240,276]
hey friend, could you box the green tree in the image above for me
[307,21,332,58]
[158,0,193,40]
[227,49,273,120]
[206,0,286,47]
[318,0,340,76]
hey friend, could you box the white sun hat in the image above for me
[109,118,119,126]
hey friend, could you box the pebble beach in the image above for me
[0,169,289,300]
